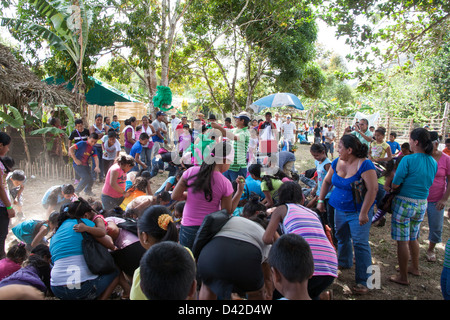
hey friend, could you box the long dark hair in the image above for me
[186,141,232,202]
[138,205,178,243]
[340,134,369,158]
[410,128,433,155]
[56,197,93,231]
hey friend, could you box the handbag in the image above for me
[192,209,230,260]
[77,219,116,275]
[351,178,367,205]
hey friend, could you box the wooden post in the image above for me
[441,101,449,141]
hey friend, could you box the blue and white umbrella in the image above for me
[249,92,304,114]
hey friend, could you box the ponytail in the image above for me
[340,134,368,158]
[410,128,433,155]
[138,205,178,243]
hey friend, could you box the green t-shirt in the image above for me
[229,127,250,172]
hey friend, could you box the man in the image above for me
[281,115,296,145]
[68,119,90,147]
[211,111,250,181]
[170,114,181,145]
[351,118,373,147]
[68,133,100,197]
[151,111,168,158]
[273,113,282,134]
[258,111,278,155]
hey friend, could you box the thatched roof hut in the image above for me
[0,43,78,109]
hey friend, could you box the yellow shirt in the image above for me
[129,246,195,300]
[370,141,389,159]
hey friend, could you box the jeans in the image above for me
[442,266,450,300]
[179,225,200,251]
[335,208,373,286]
[426,201,445,244]
[74,165,94,194]
[51,269,118,300]
[140,146,153,169]
[91,146,104,181]
[223,168,247,182]
[101,194,124,211]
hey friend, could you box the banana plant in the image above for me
[0,106,33,162]
[1,0,93,121]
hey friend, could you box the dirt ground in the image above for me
[4,142,449,300]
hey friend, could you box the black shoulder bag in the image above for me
[77,219,116,275]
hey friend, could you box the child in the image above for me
[310,144,335,241]
[140,241,197,300]
[172,200,185,229]
[154,170,183,195]
[120,177,150,210]
[134,125,143,141]
[268,233,314,300]
[371,158,402,226]
[369,127,392,163]
[130,132,150,171]
[110,115,121,135]
[178,124,193,155]
[399,142,412,156]
[387,132,401,156]
[101,130,121,174]
[241,193,266,219]
[0,244,52,296]
[443,138,450,157]
[124,191,172,218]
[12,211,59,250]
[0,242,28,281]
[130,205,179,300]
[6,169,26,221]
[42,184,77,216]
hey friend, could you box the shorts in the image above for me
[391,196,427,241]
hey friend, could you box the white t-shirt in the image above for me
[281,122,296,139]
[101,136,121,160]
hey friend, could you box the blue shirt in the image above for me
[241,176,265,200]
[387,140,401,154]
[49,218,95,263]
[111,121,120,132]
[392,153,437,199]
[329,158,376,212]
[155,176,176,195]
[130,141,143,158]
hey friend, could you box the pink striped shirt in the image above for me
[282,203,338,277]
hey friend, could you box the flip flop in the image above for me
[352,284,369,295]
[389,275,409,286]
[426,251,436,262]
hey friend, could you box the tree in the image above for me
[318,0,450,76]
[1,0,97,122]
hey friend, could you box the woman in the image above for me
[0,132,15,259]
[49,198,119,300]
[197,214,272,300]
[123,117,137,154]
[130,205,179,300]
[101,154,135,211]
[172,141,243,250]
[389,128,437,286]
[425,131,450,262]
[263,181,338,300]
[317,133,378,294]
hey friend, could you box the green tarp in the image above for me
[44,76,140,106]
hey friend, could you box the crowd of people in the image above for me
[0,109,449,301]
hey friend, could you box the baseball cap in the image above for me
[234,111,251,121]
[156,111,166,117]
[208,114,216,120]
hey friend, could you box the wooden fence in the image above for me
[18,158,75,182]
